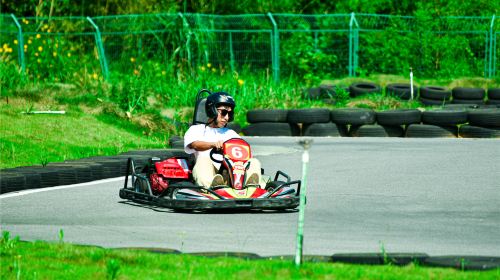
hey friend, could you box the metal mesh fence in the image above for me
[0,13,498,84]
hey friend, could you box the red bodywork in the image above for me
[150,157,190,194]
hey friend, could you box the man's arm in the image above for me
[188,140,224,151]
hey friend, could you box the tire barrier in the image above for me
[385,83,418,100]
[241,107,500,138]
[375,109,421,126]
[420,86,452,100]
[302,123,347,137]
[349,82,381,97]
[247,109,289,123]
[0,149,192,194]
[349,124,405,137]
[488,88,500,100]
[242,122,300,136]
[331,108,376,126]
[406,124,458,138]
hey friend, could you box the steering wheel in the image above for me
[209,147,223,163]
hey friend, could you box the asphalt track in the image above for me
[1,137,499,257]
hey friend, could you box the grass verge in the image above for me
[1,233,498,279]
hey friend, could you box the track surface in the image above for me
[1,138,499,257]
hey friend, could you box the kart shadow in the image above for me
[117,200,298,214]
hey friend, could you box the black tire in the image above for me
[349,124,404,137]
[242,122,300,136]
[349,82,381,97]
[419,97,451,106]
[376,109,421,126]
[385,83,418,100]
[0,172,26,193]
[452,87,486,100]
[421,109,468,126]
[420,86,451,100]
[226,123,241,134]
[467,108,500,128]
[486,99,500,107]
[287,108,331,124]
[331,108,376,126]
[302,123,347,137]
[423,256,500,271]
[451,98,485,105]
[459,125,500,138]
[487,88,500,100]
[405,124,457,138]
[246,109,288,123]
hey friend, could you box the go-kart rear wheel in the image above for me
[134,179,148,193]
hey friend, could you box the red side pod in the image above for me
[154,157,191,179]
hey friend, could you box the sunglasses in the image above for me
[217,108,233,118]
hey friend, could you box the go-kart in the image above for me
[119,138,301,211]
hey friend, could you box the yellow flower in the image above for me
[67,53,71,57]
[7,48,12,53]
[92,73,98,80]
[0,49,3,53]
[38,46,43,52]
[133,69,140,75]
[24,20,29,25]
[36,34,41,39]
[207,63,212,68]
[161,71,166,75]
[47,29,51,33]
[2,43,7,49]
[35,52,39,56]
[28,39,32,44]
[200,66,206,72]
[37,59,41,63]
[43,24,49,30]
[130,57,136,63]
[13,39,18,45]
[238,79,244,86]
[53,52,57,57]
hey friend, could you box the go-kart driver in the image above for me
[183,92,262,188]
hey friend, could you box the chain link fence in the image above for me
[1,13,498,84]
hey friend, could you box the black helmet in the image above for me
[205,92,236,122]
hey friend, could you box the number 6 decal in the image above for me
[225,143,250,160]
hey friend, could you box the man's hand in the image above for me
[213,140,224,150]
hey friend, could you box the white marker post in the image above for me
[410,67,414,100]
[295,139,312,267]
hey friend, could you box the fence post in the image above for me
[10,14,25,74]
[178,13,192,68]
[229,31,235,73]
[489,15,496,78]
[349,13,359,77]
[267,12,280,83]
[87,17,109,80]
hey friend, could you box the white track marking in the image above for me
[0,177,125,199]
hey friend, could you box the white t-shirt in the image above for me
[184,124,240,161]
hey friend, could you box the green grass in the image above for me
[1,234,498,279]
[0,101,166,169]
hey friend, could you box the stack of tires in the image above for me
[242,109,298,136]
[386,83,418,100]
[451,87,485,105]
[419,86,452,106]
[406,109,467,138]
[487,88,500,106]
[289,108,345,136]
[459,108,500,138]
[349,82,381,97]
